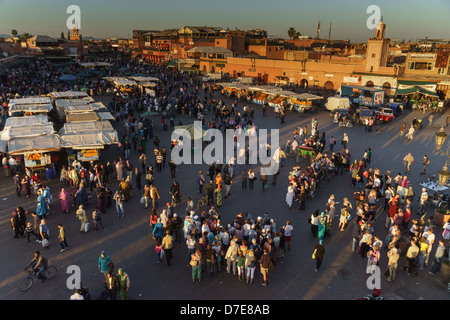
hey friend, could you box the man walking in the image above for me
[313,240,325,272]
[169,159,177,178]
[162,230,174,266]
[57,223,69,252]
[155,152,163,172]
[429,240,446,275]
[113,190,125,218]
[400,123,406,139]
[196,171,206,194]
[150,184,160,210]
[104,271,120,300]
[403,152,414,174]
[204,180,214,205]
[223,172,232,199]
[421,155,430,175]
[404,239,419,276]
[386,247,400,282]
[260,247,271,286]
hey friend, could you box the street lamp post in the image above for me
[433,127,450,186]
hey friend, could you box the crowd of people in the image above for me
[2,51,449,299]
[299,137,450,283]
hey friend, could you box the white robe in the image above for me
[286,186,295,208]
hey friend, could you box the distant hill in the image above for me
[0,34,11,38]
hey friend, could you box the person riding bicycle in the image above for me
[25,251,48,282]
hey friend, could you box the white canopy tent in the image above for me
[7,134,60,155]
[58,121,118,149]
[8,96,51,106]
[4,115,50,128]
[1,124,55,141]
[0,115,56,153]
[48,91,89,99]
[103,77,137,86]
[97,112,115,121]
[65,112,100,123]
[129,76,159,82]
[63,102,107,114]
[8,103,53,116]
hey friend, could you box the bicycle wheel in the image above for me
[43,266,57,280]
[19,277,33,292]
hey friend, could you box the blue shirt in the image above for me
[98,255,112,272]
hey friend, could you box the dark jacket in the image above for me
[260,253,271,268]
[314,244,325,261]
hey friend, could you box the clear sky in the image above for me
[0,0,449,42]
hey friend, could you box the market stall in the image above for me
[7,133,60,175]
[48,90,89,99]
[58,120,119,164]
[7,97,53,117]
[53,97,95,122]
[289,93,323,113]
[103,77,137,92]
[63,102,108,123]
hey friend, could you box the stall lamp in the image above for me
[438,166,450,186]
[435,127,448,150]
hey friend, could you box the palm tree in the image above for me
[20,33,31,41]
[287,27,297,40]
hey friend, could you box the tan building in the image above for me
[365,21,390,72]
[188,46,233,73]
[405,52,450,76]
[222,56,363,89]
[178,26,222,45]
[214,30,246,56]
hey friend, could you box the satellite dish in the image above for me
[3,52,8,57]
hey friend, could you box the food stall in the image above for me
[290,93,323,113]
[251,91,270,105]
[58,120,119,165]
[7,134,60,176]
[103,77,137,92]
[49,90,89,100]
[219,83,250,98]
[7,97,53,117]
[267,94,287,108]
[0,115,58,174]
[129,76,160,95]
[63,102,109,123]
[53,97,96,122]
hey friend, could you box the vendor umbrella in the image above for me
[59,74,77,81]
[80,87,90,92]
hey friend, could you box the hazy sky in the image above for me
[0,0,449,42]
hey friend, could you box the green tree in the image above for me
[11,29,18,37]
[287,27,297,40]
[20,33,31,41]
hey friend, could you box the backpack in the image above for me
[93,210,102,221]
